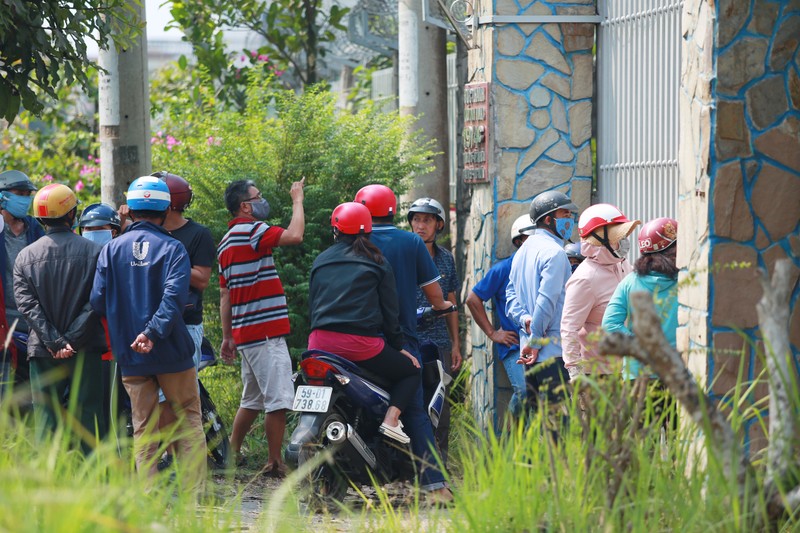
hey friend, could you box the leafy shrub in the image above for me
[151,71,437,357]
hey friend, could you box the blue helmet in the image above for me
[79,203,121,231]
[127,176,171,211]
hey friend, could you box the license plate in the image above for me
[292,386,332,413]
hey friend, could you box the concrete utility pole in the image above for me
[398,0,450,229]
[99,0,151,208]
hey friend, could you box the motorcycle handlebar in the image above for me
[416,304,457,321]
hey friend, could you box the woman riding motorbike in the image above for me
[307,202,421,444]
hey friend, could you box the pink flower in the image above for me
[250,51,258,58]
[166,135,181,151]
[150,136,160,145]
[42,174,53,182]
[274,69,284,77]
[257,54,269,62]
[75,180,84,192]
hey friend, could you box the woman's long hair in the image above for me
[634,244,678,278]
[335,232,385,264]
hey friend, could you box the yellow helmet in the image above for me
[33,184,78,219]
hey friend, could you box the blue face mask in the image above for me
[554,217,574,240]
[83,229,113,246]
[248,198,271,220]
[1,192,33,219]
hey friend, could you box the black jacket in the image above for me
[13,225,105,358]
[309,241,404,350]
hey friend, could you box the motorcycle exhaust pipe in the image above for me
[327,422,377,470]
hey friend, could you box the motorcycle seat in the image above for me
[301,349,392,390]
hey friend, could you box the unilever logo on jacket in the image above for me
[131,241,151,266]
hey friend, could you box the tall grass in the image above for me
[2,358,797,532]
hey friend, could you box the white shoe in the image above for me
[379,421,411,444]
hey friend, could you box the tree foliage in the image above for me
[0,0,141,125]
[168,0,349,95]
[150,70,436,355]
[0,72,101,202]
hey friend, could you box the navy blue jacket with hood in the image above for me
[90,220,195,376]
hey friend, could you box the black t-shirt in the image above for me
[170,219,215,325]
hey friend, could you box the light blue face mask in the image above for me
[1,192,33,219]
[83,229,113,246]
[554,217,574,240]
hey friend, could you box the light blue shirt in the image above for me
[505,230,572,362]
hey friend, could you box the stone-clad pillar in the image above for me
[679,0,800,452]
[465,0,596,431]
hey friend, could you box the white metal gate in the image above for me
[597,0,682,256]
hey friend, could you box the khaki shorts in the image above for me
[239,337,294,412]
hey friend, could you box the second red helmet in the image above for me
[332,202,372,235]
[354,184,396,217]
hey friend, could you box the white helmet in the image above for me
[511,214,536,243]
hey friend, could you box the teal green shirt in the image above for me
[601,272,678,379]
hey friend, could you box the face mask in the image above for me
[554,217,574,240]
[248,198,271,220]
[1,192,33,219]
[616,238,631,258]
[83,229,113,246]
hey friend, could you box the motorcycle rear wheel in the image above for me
[200,381,230,470]
[297,413,350,511]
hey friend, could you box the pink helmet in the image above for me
[331,202,372,235]
[638,217,678,254]
[354,184,396,217]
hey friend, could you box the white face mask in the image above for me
[616,238,631,258]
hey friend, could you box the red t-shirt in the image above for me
[217,218,289,348]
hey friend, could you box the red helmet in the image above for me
[354,184,396,217]
[579,203,632,238]
[331,202,372,235]
[638,217,678,254]
[152,171,193,211]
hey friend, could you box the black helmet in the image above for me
[529,191,578,224]
[407,197,446,225]
[0,170,37,192]
[79,203,121,231]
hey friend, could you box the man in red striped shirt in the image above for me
[218,178,305,476]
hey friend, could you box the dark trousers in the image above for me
[29,349,106,454]
[525,356,570,406]
[525,357,570,441]
[357,344,421,412]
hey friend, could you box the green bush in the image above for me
[151,72,436,359]
[0,74,101,202]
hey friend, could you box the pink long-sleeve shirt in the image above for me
[561,242,632,380]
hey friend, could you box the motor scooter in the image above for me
[285,306,454,507]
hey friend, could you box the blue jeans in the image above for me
[501,350,526,417]
[158,324,203,403]
[402,338,447,491]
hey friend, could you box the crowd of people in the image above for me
[0,166,679,503]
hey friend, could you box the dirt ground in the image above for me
[214,472,445,531]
